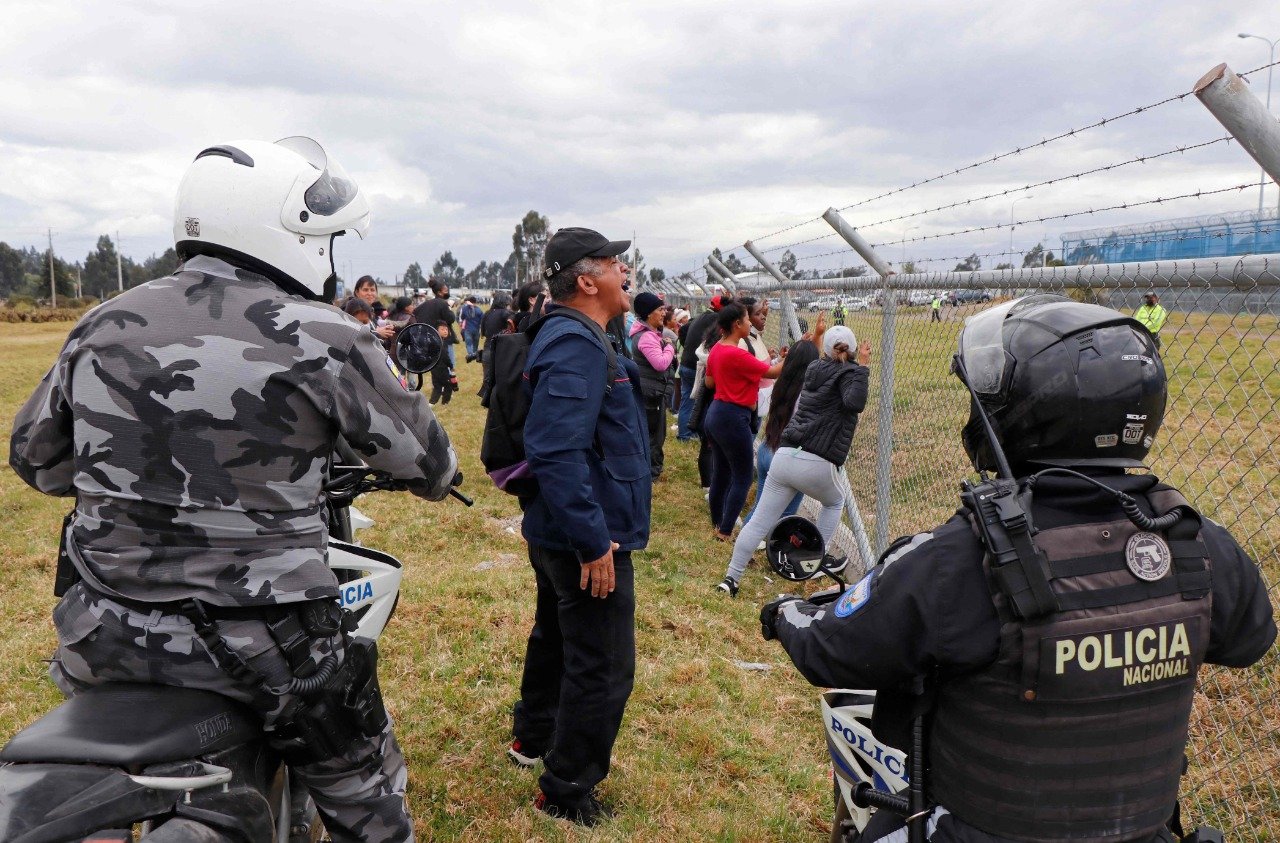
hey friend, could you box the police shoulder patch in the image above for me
[834,570,878,618]
[385,355,409,390]
[1126,532,1172,582]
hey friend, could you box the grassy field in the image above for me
[1,306,1277,840]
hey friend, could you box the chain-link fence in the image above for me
[718,256,1279,836]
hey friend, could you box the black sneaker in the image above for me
[535,790,610,826]
[715,577,739,597]
[821,554,849,575]
[507,739,543,768]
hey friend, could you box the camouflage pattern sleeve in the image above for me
[333,328,458,501]
[9,344,76,496]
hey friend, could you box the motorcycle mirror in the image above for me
[395,323,443,374]
[766,516,827,582]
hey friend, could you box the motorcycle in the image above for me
[763,517,914,843]
[0,325,469,843]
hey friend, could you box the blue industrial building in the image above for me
[1060,209,1280,264]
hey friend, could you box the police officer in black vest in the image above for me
[761,295,1275,842]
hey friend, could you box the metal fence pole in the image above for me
[705,262,731,289]
[708,255,739,293]
[1195,63,1280,188]
[743,241,804,344]
[823,207,897,555]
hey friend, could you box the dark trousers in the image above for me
[513,545,636,807]
[676,365,698,439]
[645,401,667,477]
[704,399,757,534]
[429,359,454,404]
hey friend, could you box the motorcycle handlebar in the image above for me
[852,782,909,815]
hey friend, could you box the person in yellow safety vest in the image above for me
[931,294,942,322]
[1134,292,1169,348]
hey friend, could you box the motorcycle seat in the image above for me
[0,683,262,768]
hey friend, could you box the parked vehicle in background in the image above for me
[766,298,781,310]
[809,296,842,311]
[953,289,993,304]
[906,290,935,306]
[846,298,871,312]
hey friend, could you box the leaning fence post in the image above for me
[1195,63,1280,188]
[708,255,739,293]
[743,241,805,346]
[823,207,897,555]
[704,262,731,290]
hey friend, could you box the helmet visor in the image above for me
[275,136,359,217]
[957,298,1019,395]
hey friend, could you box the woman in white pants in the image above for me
[717,326,872,596]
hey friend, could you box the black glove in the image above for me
[760,594,801,641]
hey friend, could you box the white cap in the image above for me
[823,325,857,357]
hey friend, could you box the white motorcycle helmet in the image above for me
[173,136,370,301]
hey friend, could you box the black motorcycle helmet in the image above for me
[767,516,826,581]
[953,294,1166,473]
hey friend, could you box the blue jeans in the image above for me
[746,442,803,522]
[463,329,480,359]
[705,400,757,535]
[676,365,698,440]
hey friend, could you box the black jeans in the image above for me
[704,399,757,534]
[645,401,666,478]
[513,545,636,806]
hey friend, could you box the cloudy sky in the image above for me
[0,0,1275,283]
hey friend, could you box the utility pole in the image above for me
[47,228,56,308]
[76,267,82,298]
[115,230,125,292]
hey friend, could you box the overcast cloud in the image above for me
[0,0,1275,282]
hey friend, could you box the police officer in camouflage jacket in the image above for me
[9,137,457,843]
[761,296,1275,842]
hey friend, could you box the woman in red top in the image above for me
[703,303,784,541]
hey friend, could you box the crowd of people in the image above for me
[12,134,1271,843]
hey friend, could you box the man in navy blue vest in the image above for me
[509,227,651,826]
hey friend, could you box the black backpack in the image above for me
[479,306,618,498]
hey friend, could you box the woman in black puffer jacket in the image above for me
[716,325,872,595]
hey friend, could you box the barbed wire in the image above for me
[867,183,1255,248]
[705,59,1280,270]
[775,224,1280,279]
[826,59,1279,218]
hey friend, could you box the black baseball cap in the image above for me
[543,227,630,279]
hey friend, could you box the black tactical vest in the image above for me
[631,324,673,405]
[930,488,1212,842]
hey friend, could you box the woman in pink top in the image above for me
[629,292,677,479]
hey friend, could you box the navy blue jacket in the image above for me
[521,314,651,560]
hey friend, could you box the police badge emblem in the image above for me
[184,217,201,237]
[1126,532,1172,582]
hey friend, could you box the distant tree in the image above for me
[722,252,747,274]
[953,253,982,272]
[779,249,798,279]
[509,210,551,282]
[0,242,24,298]
[432,250,465,285]
[403,261,427,289]
[822,265,869,279]
[900,260,918,275]
[994,262,1014,270]
[649,267,666,285]
[139,248,180,281]
[82,235,127,299]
